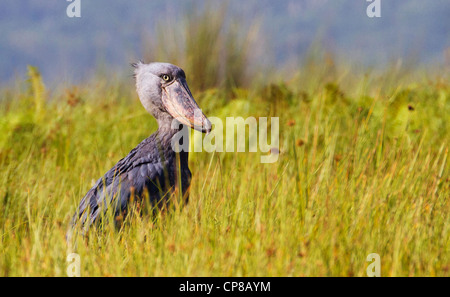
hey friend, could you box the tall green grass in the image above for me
[0,54,448,276]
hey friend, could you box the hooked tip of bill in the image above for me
[203,118,212,134]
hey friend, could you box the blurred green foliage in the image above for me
[143,3,261,92]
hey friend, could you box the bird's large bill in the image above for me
[161,78,211,133]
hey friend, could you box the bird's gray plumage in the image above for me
[74,127,191,227]
[70,62,210,232]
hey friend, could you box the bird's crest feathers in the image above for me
[131,60,145,78]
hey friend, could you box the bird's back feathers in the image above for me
[72,129,191,231]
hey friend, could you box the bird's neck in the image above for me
[155,118,190,163]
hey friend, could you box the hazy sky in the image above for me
[1,0,448,84]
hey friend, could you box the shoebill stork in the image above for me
[71,62,211,231]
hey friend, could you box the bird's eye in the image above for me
[162,74,171,82]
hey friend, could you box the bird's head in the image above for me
[133,61,211,133]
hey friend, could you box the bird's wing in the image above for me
[72,143,170,229]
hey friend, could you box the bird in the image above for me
[70,62,211,232]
